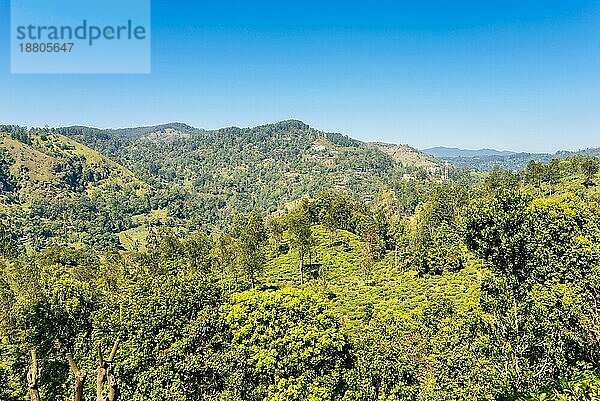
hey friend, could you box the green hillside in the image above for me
[265,224,482,327]
[1,123,599,401]
[0,127,151,249]
[60,120,446,225]
[1,122,448,251]
[1,131,143,198]
[367,141,438,168]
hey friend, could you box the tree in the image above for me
[523,160,546,188]
[93,264,226,401]
[0,148,17,193]
[0,221,19,258]
[546,159,562,189]
[311,193,355,243]
[232,211,267,288]
[526,372,600,401]
[182,231,213,274]
[213,233,240,292]
[349,313,426,401]
[286,209,314,285]
[355,213,385,275]
[265,217,286,257]
[0,247,101,400]
[466,190,600,397]
[572,155,599,186]
[484,166,520,192]
[61,156,86,191]
[220,288,352,401]
[410,185,469,275]
[420,300,498,400]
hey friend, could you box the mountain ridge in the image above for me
[422,146,517,158]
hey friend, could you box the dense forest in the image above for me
[1,122,599,400]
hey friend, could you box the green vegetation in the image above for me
[1,122,599,400]
[437,147,600,172]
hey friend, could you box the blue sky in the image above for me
[1,0,599,152]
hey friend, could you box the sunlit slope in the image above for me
[266,225,482,326]
[0,131,146,201]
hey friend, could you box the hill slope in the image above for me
[60,120,444,225]
[0,128,150,249]
[1,130,143,201]
[1,121,445,249]
[367,142,438,168]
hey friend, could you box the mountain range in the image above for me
[0,120,445,250]
[421,146,517,158]
[422,145,600,171]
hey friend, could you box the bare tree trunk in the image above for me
[66,353,86,401]
[27,350,42,401]
[299,252,304,285]
[512,299,521,393]
[97,340,120,401]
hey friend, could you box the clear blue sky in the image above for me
[1,0,599,152]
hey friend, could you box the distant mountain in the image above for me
[438,147,600,172]
[422,146,517,158]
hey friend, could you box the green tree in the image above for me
[266,216,287,257]
[466,191,600,397]
[286,209,314,285]
[182,231,213,274]
[0,148,17,193]
[410,185,469,275]
[93,263,226,401]
[232,211,267,288]
[349,313,426,401]
[484,166,520,192]
[0,221,19,258]
[220,288,352,401]
[572,155,599,186]
[213,233,240,292]
[524,160,546,188]
[525,371,600,401]
[355,213,385,275]
[0,247,101,400]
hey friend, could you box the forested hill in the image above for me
[1,121,444,250]
[59,120,443,222]
[60,120,438,192]
[0,127,149,249]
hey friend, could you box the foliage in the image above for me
[231,211,268,288]
[220,288,352,401]
[466,191,600,396]
[0,148,18,193]
[410,185,470,275]
[1,125,599,401]
[93,264,226,401]
[524,371,600,401]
